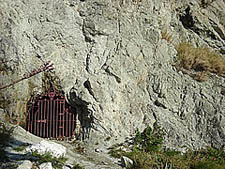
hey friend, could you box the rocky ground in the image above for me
[1,125,123,169]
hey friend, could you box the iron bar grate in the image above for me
[26,88,76,139]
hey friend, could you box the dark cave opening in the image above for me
[179,7,195,29]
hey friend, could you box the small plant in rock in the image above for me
[13,145,28,152]
[30,150,67,169]
[72,141,85,154]
[0,122,14,146]
[72,162,85,169]
[108,143,126,158]
[161,29,173,43]
[0,149,8,162]
[133,123,165,153]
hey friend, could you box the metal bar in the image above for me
[40,100,44,137]
[69,111,71,137]
[26,102,30,132]
[64,108,67,137]
[31,99,35,134]
[70,109,73,137]
[59,99,61,137]
[42,99,45,138]
[25,89,76,139]
[55,98,59,138]
[67,107,69,137]
[51,97,53,138]
[34,101,37,136]
[53,99,55,138]
[48,97,52,138]
[71,111,73,137]
[35,101,39,136]
[46,98,49,138]
[41,99,44,137]
[72,110,75,137]
[43,99,46,138]
[69,109,73,136]
[62,99,65,136]
[69,109,71,137]
[40,100,43,137]
[66,108,69,137]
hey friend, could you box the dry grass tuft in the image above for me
[175,42,225,80]
[161,30,173,43]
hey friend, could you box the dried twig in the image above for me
[0,61,54,90]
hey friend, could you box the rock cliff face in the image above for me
[0,0,225,150]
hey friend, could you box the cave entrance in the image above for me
[25,88,76,139]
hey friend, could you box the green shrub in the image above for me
[30,150,67,169]
[13,145,27,152]
[192,160,224,169]
[0,122,14,162]
[0,122,14,146]
[134,123,165,153]
[72,162,85,169]
[108,123,225,169]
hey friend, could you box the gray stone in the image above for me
[39,162,53,169]
[0,109,6,121]
[121,156,133,168]
[25,140,67,158]
[62,165,72,169]
[17,160,33,169]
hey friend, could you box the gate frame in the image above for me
[25,88,76,139]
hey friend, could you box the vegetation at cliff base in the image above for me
[108,123,225,169]
[0,122,14,162]
[30,150,67,169]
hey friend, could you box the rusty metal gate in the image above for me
[25,88,76,138]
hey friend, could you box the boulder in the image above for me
[121,156,133,168]
[62,165,72,169]
[39,162,53,169]
[25,140,66,158]
[17,160,33,169]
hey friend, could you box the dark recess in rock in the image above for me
[180,7,194,29]
[154,100,167,109]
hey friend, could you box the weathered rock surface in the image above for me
[0,0,225,153]
[39,162,53,169]
[4,126,122,169]
[25,140,67,158]
[121,156,133,168]
[17,160,33,169]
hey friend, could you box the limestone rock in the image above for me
[17,160,33,169]
[121,156,133,168]
[4,123,122,169]
[25,140,66,158]
[0,109,6,121]
[39,162,53,169]
[62,165,72,169]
